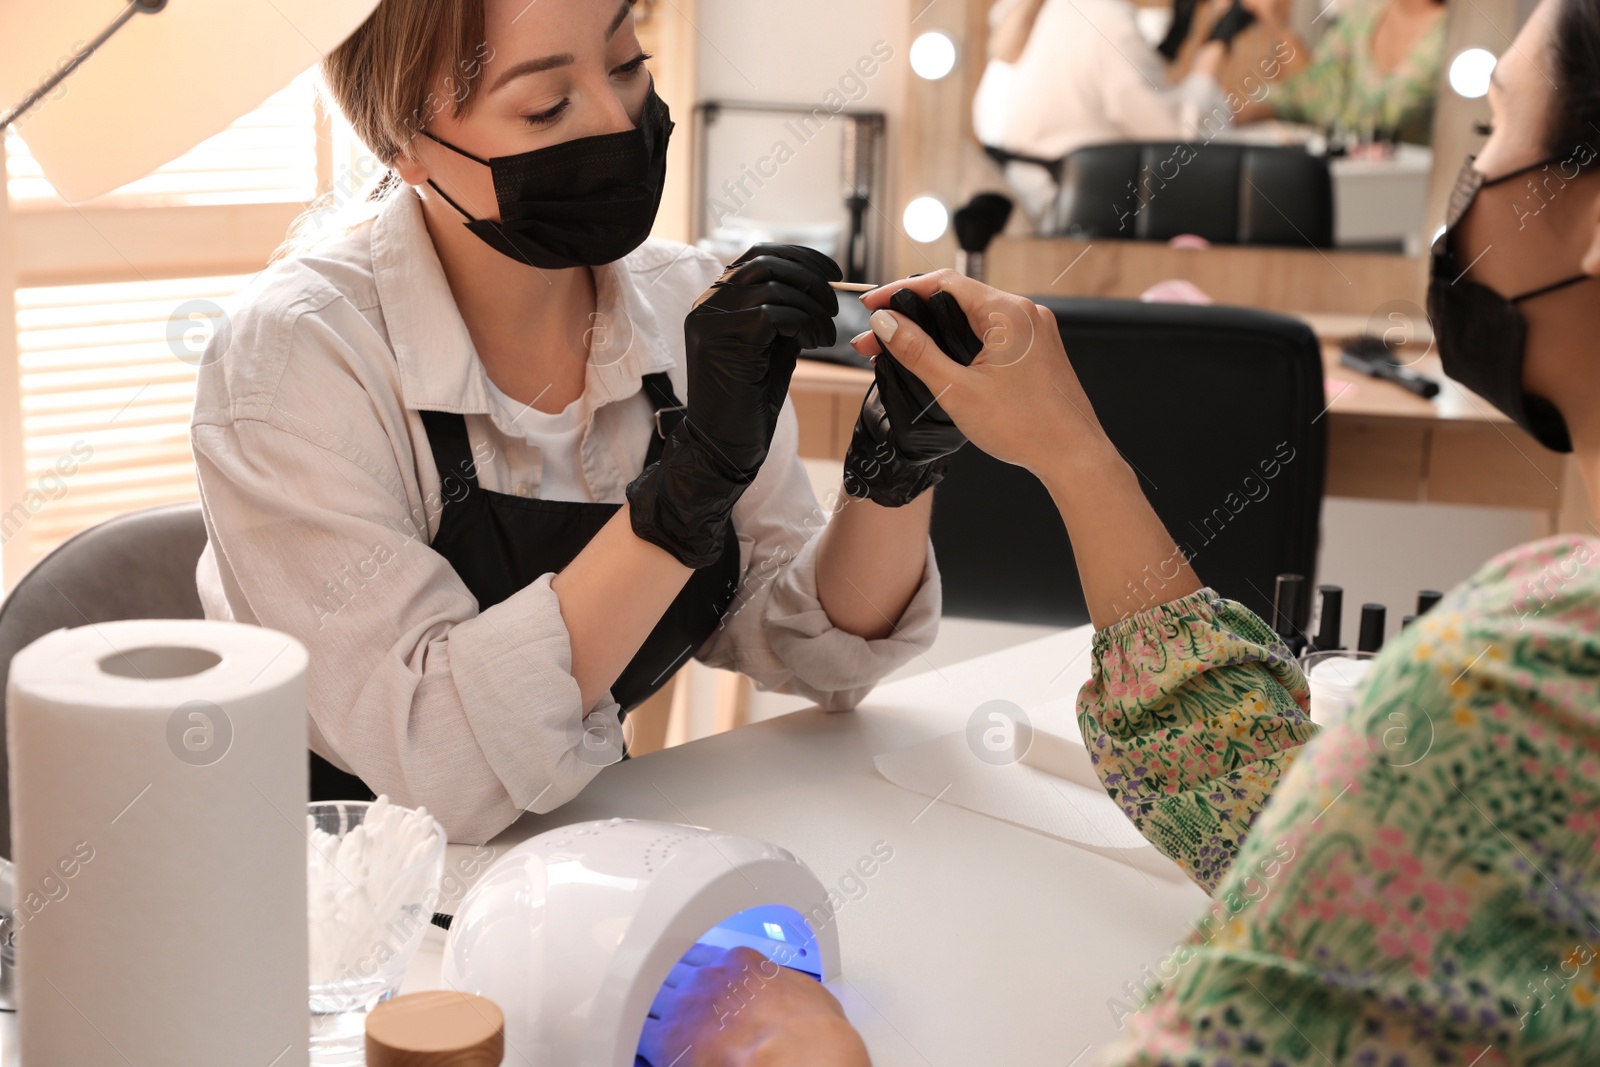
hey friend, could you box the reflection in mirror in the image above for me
[972,0,1455,253]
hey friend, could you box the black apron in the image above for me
[309,372,743,801]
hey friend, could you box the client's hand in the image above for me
[852,269,1116,482]
[637,945,870,1067]
[853,269,1202,628]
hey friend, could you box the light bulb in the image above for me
[1449,48,1496,99]
[903,196,949,243]
[910,32,957,81]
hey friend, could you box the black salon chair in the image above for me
[930,297,1325,629]
[0,503,209,857]
[1052,142,1334,247]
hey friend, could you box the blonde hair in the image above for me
[272,0,490,262]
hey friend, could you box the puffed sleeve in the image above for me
[692,394,942,710]
[1097,536,1600,1062]
[192,296,619,845]
[1078,588,1318,891]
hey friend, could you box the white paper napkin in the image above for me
[874,727,1149,850]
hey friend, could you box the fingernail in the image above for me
[869,308,898,344]
[850,329,873,346]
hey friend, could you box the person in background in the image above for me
[976,0,1241,226]
[641,0,1600,1060]
[971,0,1046,151]
[1238,0,1448,144]
[1164,0,1308,102]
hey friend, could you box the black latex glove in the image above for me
[1157,0,1202,61]
[1206,0,1258,47]
[627,243,841,567]
[843,288,983,507]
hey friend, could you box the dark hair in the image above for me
[1547,0,1600,154]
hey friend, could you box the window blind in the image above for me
[2,68,323,582]
[6,275,252,568]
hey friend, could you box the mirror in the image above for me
[972,0,1456,254]
[886,0,1519,314]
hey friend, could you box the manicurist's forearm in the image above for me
[1037,442,1201,630]
[814,488,933,640]
[552,503,694,709]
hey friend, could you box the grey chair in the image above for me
[0,503,209,857]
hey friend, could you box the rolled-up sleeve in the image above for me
[1079,588,1318,891]
[694,393,942,710]
[191,301,615,845]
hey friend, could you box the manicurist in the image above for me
[188,0,946,843]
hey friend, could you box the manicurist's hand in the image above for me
[685,243,841,478]
[638,945,870,1067]
[841,286,978,507]
[853,270,1202,628]
[627,243,840,569]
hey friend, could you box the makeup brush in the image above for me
[952,192,1014,282]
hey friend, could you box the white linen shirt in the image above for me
[189,185,941,844]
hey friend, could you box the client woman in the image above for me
[642,0,1600,1060]
[1238,0,1448,144]
[189,0,944,844]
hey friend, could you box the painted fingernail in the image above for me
[869,309,898,344]
[850,329,873,346]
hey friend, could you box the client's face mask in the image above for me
[1427,150,1595,454]
[419,82,674,269]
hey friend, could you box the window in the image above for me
[1,69,326,588]
[6,274,251,569]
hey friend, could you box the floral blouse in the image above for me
[1079,534,1600,1065]
[1272,0,1446,144]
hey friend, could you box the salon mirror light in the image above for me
[910,31,958,80]
[903,195,950,242]
[1448,48,1496,99]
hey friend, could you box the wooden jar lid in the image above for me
[365,990,505,1067]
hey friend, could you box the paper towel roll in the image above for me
[7,619,310,1067]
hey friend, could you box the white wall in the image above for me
[696,1,913,102]
[1314,497,1540,648]
[693,0,913,267]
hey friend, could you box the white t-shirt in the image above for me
[482,374,593,503]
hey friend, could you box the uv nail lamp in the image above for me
[441,818,841,1066]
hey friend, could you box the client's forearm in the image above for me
[1036,442,1202,629]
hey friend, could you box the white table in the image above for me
[416,624,1210,1066]
[0,625,1210,1065]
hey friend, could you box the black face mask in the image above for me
[1427,150,1596,454]
[419,82,674,269]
